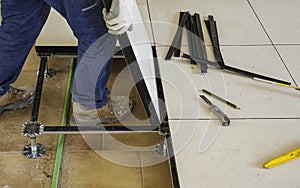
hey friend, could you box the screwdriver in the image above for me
[202,89,241,109]
[264,147,300,169]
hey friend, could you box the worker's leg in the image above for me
[45,0,117,109]
[0,0,51,114]
[46,1,131,124]
[0,0,51,95]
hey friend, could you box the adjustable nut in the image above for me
[22,122,44,137]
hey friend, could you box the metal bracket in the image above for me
[155,141,168,157]
[22,122,46,159]
[22,122,44,137]
[44,68,56,78]
[37,63,56,78]
[23,140,46,159]
[158,121,170,136]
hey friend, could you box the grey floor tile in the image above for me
[249,0,300,44]
[170,119,300,188]
[276,45,300,85]
[156,46,300,119]
[148,0,270,46]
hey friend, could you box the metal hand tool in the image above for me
[200,95,231,126]
[202,89,241,109]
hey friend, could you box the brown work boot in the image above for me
[0,86,35,115]
[71,96,133,125]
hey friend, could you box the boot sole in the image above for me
[0,95,35,115]
[99,105,133,124]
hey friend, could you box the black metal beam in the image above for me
[183,53,291,84]
[152,46,169,134]
[174,12,185,57]
[223,65,291,84]
[118,32,160,127]
[165,12,189,60]
[35,46,78,56]
[100,0,161,128]
[205,15,225,68]
[153,45,180,187]
[204,15,291,85]
[185,14,196,65]
[194,13,208,72]
[181,53,220,67]
[43,125,159,134]
[194,13,204,42]
[30,57,48,122]
[191,14,208,72]
[166,134,180,188]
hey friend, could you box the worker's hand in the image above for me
[102,0,134,35]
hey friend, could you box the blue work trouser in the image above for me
[0,0,117,109]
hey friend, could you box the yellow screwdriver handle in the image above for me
[275,83,300,90]
[264,147,300,169]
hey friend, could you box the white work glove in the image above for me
[102,0,134,35]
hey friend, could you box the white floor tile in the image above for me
[276,45,300,85]
[249,0,300,44]
[148,0,270,46]
[158,46,300,119]
[169,119,300,188]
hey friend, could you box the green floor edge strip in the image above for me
[51,58,76,188]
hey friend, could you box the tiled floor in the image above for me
[170,119,300,188]
[147,0,300,187]
[1,0,300,188]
